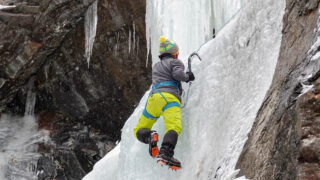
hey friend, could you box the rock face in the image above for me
[35,0,151,139]
[0,0,151,179]
[236,0,320,179]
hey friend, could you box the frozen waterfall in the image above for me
[0,78,50,180]
[84,0,285,179]
[84,0,98,68]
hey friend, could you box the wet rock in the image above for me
[37,156,56,180]
[306,0,319,12]
[4,55,28,78]
[298,163,320,180]
[16,5,39,14]
[0,0,149,178]
[36,110,116,180]
[0,78,6,88]
[0,11,34,27]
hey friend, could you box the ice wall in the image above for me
[84,0,285,179]
[146,0,215,66]
[84,0,98,68]
[212,0,247,34]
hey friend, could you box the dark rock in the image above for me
[298,163,320,179]
[306,0,319,12]
[37,156,57,180]
[0,11,34,28]
[4,55,28,78]
[0,78,6,88]
[300,137,320,163]
[0,0,149,178]
[16,5,39,14]
[36,110,116,180]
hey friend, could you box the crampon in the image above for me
[156,155,181,170]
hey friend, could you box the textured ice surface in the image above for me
[84,0,285,179]
[85,0,98,68]
[212,0,247,33]
[146,0,216,66]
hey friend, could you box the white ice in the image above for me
[129,30,132,53]
[84,0,285,179]
[0,5,15,9]
[85,0,98,68]
[133,21,136,51]
[146,0,216,66]
[212,0,247,34]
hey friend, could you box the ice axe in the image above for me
[187,52,202,73]
[182,52,202,108]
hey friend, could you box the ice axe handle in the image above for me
[187,52,202,73]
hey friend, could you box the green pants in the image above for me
[134,92,182,138]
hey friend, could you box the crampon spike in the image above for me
[157,160,166,165]
[169,166,180,170]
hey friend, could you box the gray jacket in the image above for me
[152,54,189,102]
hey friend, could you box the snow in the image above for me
[84,0,285,179]
[84,0,98,68]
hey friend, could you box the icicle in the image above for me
[136,36,140,55]
[133,21,136,51]
[24,77,36,116]
[117,32,120,51]
[114,32,120,56]
[145,1,151,67]
[84,0,98,68]
[128,30,131,53]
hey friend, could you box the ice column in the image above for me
[85,0,98,68]
[25,78,36,116]
[146,0,214,66]
[212,0,247,33]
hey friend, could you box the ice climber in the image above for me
[133,36,195,169]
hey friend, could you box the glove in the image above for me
[186,72,195,82]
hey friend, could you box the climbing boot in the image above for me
[156,153,181,170]
[149,131,159,157]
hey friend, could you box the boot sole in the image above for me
[157,159,181,170]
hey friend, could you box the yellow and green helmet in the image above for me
[159,36,179,55]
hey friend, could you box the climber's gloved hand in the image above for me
[186,72,195,82]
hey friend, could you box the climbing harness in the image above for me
[181,53,202,108]
[142,81,181,120]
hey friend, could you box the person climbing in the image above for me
[133,36,195,170]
